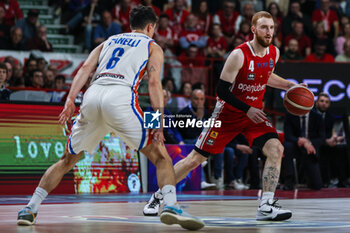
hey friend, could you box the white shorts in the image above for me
[67,84,151,154]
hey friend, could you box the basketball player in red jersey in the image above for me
[144,11,300,221]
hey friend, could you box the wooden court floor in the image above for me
[1,191,350,233]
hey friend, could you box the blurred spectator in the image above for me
[179,44,205,67]
[224,134,251,190]
[240,0,263,12]
[266,0,289,16]
[207,23,227,58]
[282,1,313,37]
[0,6,9,46]
[65,0,102,52]
[0,0,22,26]
[51,75,66,102]
[27,26,53,52]
[165,0,190,39]
[0,62,10,100]
[29,69,44,88]
[154,14,174,49]
[232,35,245,49]
[284,20,312,57]
[179,13,207,50]
[23,58,37,86]
[176,81,192,110]
[10,62,23,86]
[15,9,40,43]
[312,21,336,55]
[316,92,348,188]
[312,0,339,40]
[213,0,240,41]
[305,39,335,62]
[55,75,66,90]
[141,0,161,16]
[177,89,208,144]
[267,2,283,29]
[335,39,350,61]
[112,0,132,32]
[335,22,350,55]
[60,0,90,24]
[44,69,55,88]
[194,0,213,35]
[192,82,206,94]
[146,89,184,144]
[47,63,58,77]
[339,15,349,32]
[235,2,255,34]
[36,57,47,72]
[162,76,178,113]
[94,10,122,46]
[236,20,254,42]
[4,26,26,50]
[282,38,304,60]
[283,109,325,190]
[4,61,12,84]
[300,0,317,17]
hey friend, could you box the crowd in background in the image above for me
[0,0,350,190]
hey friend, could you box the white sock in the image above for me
[161,185,177,206]
[27,187,48,213]
[261,192,274,204]
[155,188,163,199]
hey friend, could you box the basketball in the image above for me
[283,85,314,116]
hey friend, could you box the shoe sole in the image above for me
[17,219,35,226]
[256,212,292,221]
[143,211,158,216]
[160,212,205,230]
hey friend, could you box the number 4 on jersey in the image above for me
[106,47,125,69]
[249,61,254,72]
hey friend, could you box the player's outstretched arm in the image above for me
[58,43,104,125]
[147,42,165,143]
[217,49,266,123]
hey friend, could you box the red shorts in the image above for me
[195,101,278,156]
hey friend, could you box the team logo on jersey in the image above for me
[144,110,161,129]
[247,73,255,80]
[269,58,274,68]
[206,138,215,146]
[210,131,219,139]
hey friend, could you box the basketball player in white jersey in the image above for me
[17,6,204,231]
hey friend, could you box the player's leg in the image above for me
[257,138,292,221]
[17,151,83,225]
[245,119,292,221]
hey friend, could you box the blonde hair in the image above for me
[251,11,273,26]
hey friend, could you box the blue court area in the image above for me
[0,193,258,205]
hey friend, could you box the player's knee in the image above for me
[153,144,172,165]
[60,151,81,172]
[263,139,283,161]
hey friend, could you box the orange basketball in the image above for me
[283,85,314,116]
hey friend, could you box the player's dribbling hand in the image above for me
[151,128,165,145]
[58,99,76,125]
[246,107,267,124]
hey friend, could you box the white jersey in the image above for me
[92,32,154,91]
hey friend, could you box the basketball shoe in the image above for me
[256,199,292,221]
[17,207,37,225]
[143,193,163,216]
[160,204,205,230]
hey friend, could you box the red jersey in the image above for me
[227,42,277,111]
[207,36,227,51]
[215,10,240,37]
[312,9,338,33]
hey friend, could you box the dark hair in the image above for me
[0,62,8,73]
[180,81,192,94]
[129,6,157,30]
[318,92,330,100]
[192,82,204,91]
[55,75,66,82]
[159,13,169,20]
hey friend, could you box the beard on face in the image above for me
[255,33,272,47]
